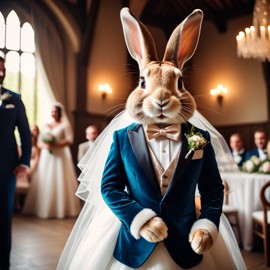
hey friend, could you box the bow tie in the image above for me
[146,124,181,141]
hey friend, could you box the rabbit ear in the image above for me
[163,9,203,69]
[120,7,158,69]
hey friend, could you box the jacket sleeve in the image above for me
[16,96,32,167]
[101,131,157,239]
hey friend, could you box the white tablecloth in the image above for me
[221,172,270,251]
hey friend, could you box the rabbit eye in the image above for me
[140,77,146,89]
[177,77,183,89]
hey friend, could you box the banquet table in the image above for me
[220,172,270,251]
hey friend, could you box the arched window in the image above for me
[0,10,38,125]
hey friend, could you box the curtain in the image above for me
[31,11,67,109]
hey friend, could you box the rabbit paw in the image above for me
[139,216,168,242]
[189,229,213,254]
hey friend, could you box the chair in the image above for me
[252,181,270,266]
[222,180,243,247]
[194,181,242,247]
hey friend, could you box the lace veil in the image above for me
[50,101,74,143]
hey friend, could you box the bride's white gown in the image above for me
[23,123,81,218]
[57,201,246,270]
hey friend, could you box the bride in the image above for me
[23,102,81,219]
[57,8,246,270]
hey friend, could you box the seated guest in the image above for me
[229,133,247,166]
[77,125,99,162]
[16,125,41,210]
[246,128,268,161]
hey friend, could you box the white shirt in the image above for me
[143,125,182,170]
[258,148,267,161]
[232,149,245,164]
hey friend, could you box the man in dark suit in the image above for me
[0,51,31,270]
[229,133,247,167]
[246,128,268,161]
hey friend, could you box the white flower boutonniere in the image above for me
[185,126,208,159]
[0,92,12,101]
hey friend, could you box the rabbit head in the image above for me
[120,8,203,125]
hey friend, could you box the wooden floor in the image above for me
[11,214,75,270]
[10,213,268,270]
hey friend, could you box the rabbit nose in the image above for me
[153,99,169,108]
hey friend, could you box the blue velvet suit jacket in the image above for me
[0,88,31,173]
[101,122,224,269]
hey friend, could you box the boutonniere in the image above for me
[0,92,12,101]
[185,126,208,159]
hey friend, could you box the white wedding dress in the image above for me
[58,204,246,270]
[57,111,247,270]
[23,123,81,219]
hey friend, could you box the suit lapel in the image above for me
[0,88,5,109]
[163,123,194,198]
[0,88,9,110]
[128,124,160,193]
[128,122,195,199]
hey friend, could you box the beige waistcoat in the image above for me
[148,145,180,196]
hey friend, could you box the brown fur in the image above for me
[121,8,203,126]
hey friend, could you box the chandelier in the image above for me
[236,0,270,61]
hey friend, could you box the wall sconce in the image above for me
[210,84,228,106]
[98,83,112,100]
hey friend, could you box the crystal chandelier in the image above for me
[236,0,270,61]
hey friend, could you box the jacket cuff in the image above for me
[190,218,218,242]
[130,208,157,239]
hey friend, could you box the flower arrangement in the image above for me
[242,155,261,173]
[185,126,208,159]
[258,160,270,174]
[42,132,56,144]
[0,92,12,101]
[41,132,56,154]
[242,155,270,174]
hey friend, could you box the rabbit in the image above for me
[99,7,227,269]
[122,7,212,253]
[56,7,247,270]
[122,5,213,250]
